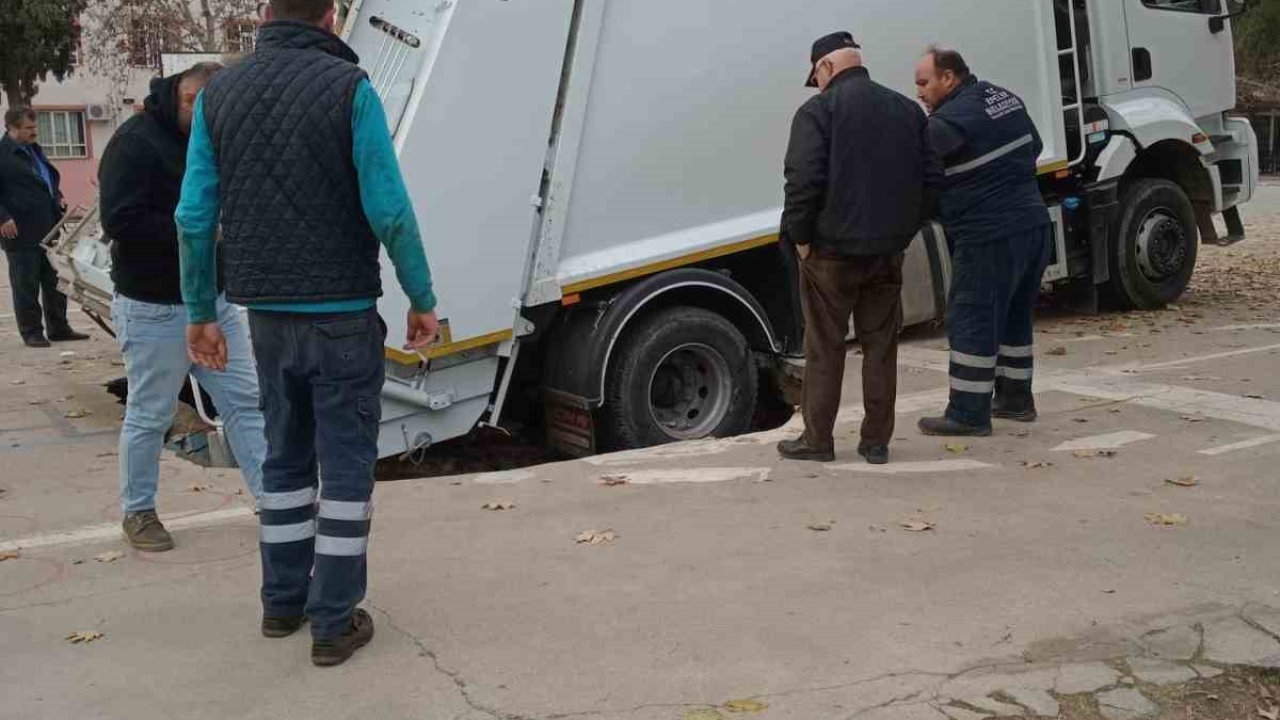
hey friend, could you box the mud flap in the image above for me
[544,389,596,457]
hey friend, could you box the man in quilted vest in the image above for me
[176,0,439,667]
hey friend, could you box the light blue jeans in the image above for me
[112,294,266,514]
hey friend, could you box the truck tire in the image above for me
[602,306,758,451]
[1102,178,1198,310]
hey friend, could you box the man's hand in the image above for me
[795,243,812,262]
[0,219,17,240]
[187,323,228,371]
[405,309,439,351]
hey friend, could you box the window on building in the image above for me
[224,19,256,53]
[127,16,173,67]
[36,110,88,159]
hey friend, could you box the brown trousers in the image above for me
[799,249,904,450]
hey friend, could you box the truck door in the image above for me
[1123,0,1237,120]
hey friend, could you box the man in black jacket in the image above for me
[98,64,266,553]
[0,107,89,347]
[777,32,940,465]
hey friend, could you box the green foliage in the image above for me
[1235,0,1280,80]
[0,0,88,106]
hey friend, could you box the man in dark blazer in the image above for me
[0,107,89,347]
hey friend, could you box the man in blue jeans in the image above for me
[99,64,265,552]
[178,0,438,667]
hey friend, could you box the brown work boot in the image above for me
[122,510,174,552]
[312,609,375,667]
[777,437,835,462]
[262,615,306,638]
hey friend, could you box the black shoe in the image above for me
[858,444,889,465]
[777,438,835,463]
[22,335,50,348]
[262,615,306,638]
[48,330,89,342]
[312,609,374,667]
[992,405,1038,422]
[917,415,992,437]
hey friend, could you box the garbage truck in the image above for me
[53,0,1260,460]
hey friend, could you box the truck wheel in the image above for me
[1102,178,1198,310]
[602,306,757,451]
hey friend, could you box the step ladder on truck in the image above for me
[52,0,1260,464]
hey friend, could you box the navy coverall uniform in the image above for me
[929,76,1052,429]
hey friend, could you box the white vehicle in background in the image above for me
[54,0,1259,462]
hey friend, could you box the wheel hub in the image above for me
[647,343,733,440]
[1134,209,1187,282]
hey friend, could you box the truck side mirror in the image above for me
[1210,0,1249,34]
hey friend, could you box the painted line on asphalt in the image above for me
[1048,372,1280,432]
[611,467,772,484]
[1052,431,1158,452]
[829,459,994,474]
[0,506,254,553]
[1197,434,1280,457]
[1127,342,1280,372]
[1211,323,1280,333]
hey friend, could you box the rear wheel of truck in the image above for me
[1102,178,1199,310]
[602,306,758,451]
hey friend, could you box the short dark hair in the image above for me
[180,62,223,88]
[269,0,333,22]
[4,107,36,129]
[925,45,971,80]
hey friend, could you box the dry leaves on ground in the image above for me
[574,529,617,545]
[1258,705,1279,720]
[93,550,125,563]
[1145,512,1189,527]
[806,520,835,532]
[1165,476,1200,487]
[1023,460,1054,469]
[1047,346,1068,356]
[1072,418,1090,424]
[0,550,19,562]
[1180,415,1208,423]
[188,484,212,493]
[1244,393,1267,400]
[900,519,937,532]
[481,500,516,511]
[63,409,90,419]
[599,475,629,487]
[1073,450,1118,459]
[65,631,104,644]
[723,699,769,713]
[945,443,968,454]
[58,351,76,358]
[10,379,24,385]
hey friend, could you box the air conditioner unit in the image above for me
[85,103,110,122]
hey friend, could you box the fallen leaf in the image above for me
[1108,408,1123,414]
[1180,415,1208,423]
[945,443,968,454]
[1072,418,1089,424]
[71,558,84,565]
[1073,450,1097,459]
[0,549,19,561]
[58,351,77,358]
[1258,705,1279,720]
[63,409,90,419]
[10,379,25,385]
[1244,393,1266,400]
[1047,346,1068,356]
[806,520,835,532]
[599,475,629,487]
[188,484,212,493]
[481,500,516,511]
[93,550,125,563]
[723,699,769,714]
[1144,512,1188,527]
[574,529,618,545]
[65,631,104,644]
[1165,476,1200,488]
[1009,430,1032,438]
[1097,450,1118,458]
[900,519,936,532]
[26,399,44,406]
[1022,461,1054,469]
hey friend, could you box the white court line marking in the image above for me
[1129,343,1280,372]
[0,507,253,553]
[830,459,993,474]
[611,467,771,485]
[1198,435,1280,457]
[1053,431,1157,452]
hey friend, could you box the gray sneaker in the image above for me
[122,510,175,552]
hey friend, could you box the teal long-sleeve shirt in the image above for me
[176,79,437,324]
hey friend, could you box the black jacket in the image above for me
[781,67,942,256]
[99,73,190,304]
[0,134,63,253]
